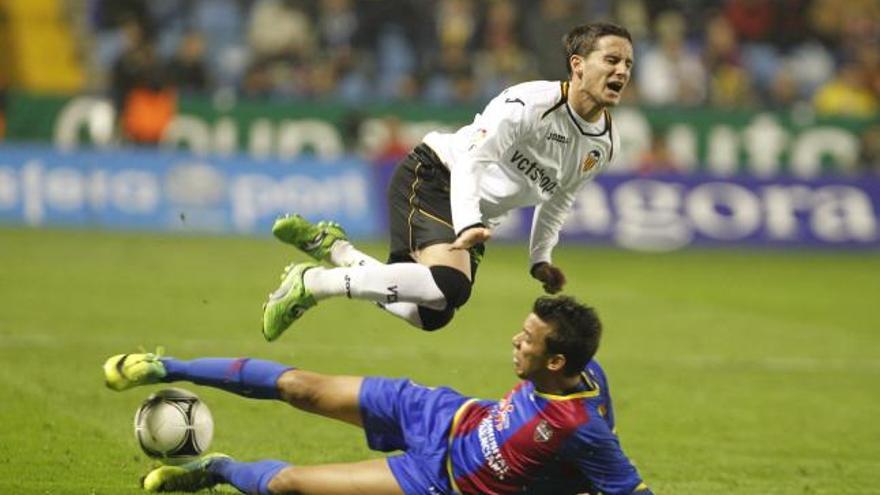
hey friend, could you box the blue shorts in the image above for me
[359,377,471,495]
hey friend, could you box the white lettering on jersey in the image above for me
[478,415,510,480]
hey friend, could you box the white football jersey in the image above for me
[423,80,620,266]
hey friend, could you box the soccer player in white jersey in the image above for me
[262,22,633,340]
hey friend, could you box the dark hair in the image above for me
[563,22,633,76]
[533,295,602,376]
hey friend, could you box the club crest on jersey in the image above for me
[582,149,602,172]
[493,398,514,431]
[534,420,554,443]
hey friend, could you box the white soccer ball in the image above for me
[134,388,213,464]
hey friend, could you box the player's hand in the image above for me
[449,227,492,251]
[531,262,566,294]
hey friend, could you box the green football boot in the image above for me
[262,262,319,342]
[142,453,230,492]
[103,349,167,391]
[272,214,348,263]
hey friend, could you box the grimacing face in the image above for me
[512,313,556,380]
[571,35,634,108]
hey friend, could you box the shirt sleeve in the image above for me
[529,112,618,266]
[562,428,651,495]
[586,360,616,432]
[528,184,577,266]
[449,91,530,235]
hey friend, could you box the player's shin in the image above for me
[304,264,447,310]
[161,358,293,400]
[328,240,382,268]
[207,457,290,495]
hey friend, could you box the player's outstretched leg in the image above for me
[103,352,294,400]
[262,261,319,341]
[103,350,167,391]
[272,214,348,264]
[104,351,367,429]
[267,214,472,332]
[144,455,402,495]
[142,453,232,492]
[143,453,290,494]
[103,351,365,422]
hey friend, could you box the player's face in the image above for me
[571,35,633,108]
[512,313,555,380]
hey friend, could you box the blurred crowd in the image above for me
[75,0,879,117]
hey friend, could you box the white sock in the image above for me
[304,263,446,310]
[325,241,429,327]
[378,301,424,327]
[329,241,382,267]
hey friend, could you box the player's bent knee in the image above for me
[417,306,455,331]
[276,370,323,408]
[429,265,472,309]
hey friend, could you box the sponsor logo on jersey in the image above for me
[493,398,514,431]
[545,131,571,144]
[533,419,554,443]
[478,416,510,479]
[510,149,558,194]
[505,97,525,106]
[582,149,602,172]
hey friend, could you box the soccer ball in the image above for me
[134,388,214,464]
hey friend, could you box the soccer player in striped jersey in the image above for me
[262,22,634,339]
[105,296,651,494]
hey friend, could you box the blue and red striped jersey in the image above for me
[447,361,650,495]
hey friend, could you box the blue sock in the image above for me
[160,357,293,400]
[208,458,289,495]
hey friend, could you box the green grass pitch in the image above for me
[1,226,878,494]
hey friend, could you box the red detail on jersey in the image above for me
[452,383,591,494]
[225,358,246,380]
[454,403,492,436]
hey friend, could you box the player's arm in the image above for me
[449,90,530,250]
[563,433,653,495]
[530,122,620,290]
[528,186,577,293]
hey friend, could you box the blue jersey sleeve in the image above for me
[563,426,647,495]
[557,362,649,495]
[585,360,616,431]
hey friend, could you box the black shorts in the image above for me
[387,143,484,277]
